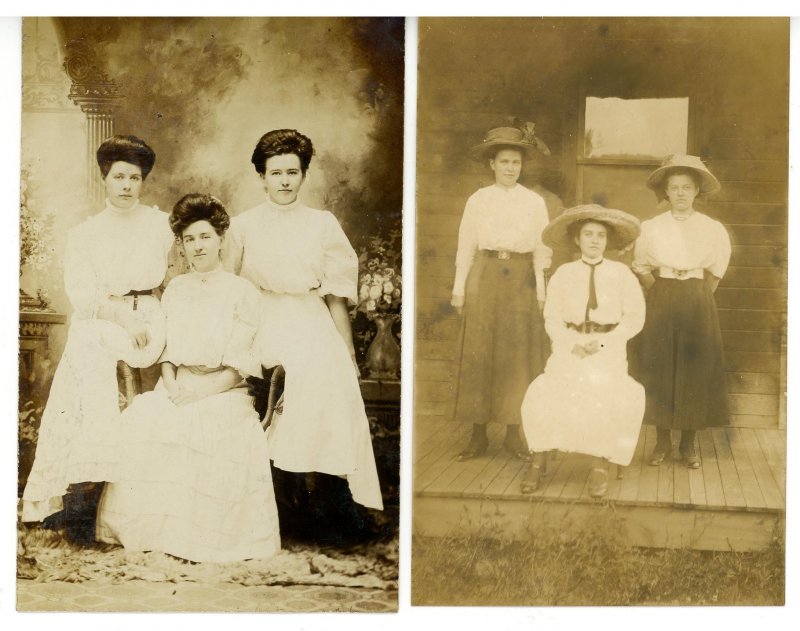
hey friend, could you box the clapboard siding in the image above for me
[416,18,787,430]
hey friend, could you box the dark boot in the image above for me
[503,424,531,460]
[457,423,489,461]
[648,428,672,466]
[679,430,701,469]
[520,452,546,494]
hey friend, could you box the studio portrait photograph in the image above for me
[15,16,403,613]
[412,16,787,607]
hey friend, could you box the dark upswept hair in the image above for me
[169,193,230,238]
[96,135,156,180]
[656,167,703,193]
[486,145,525,161]
[251,129,314,175]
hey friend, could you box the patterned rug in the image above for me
[18,524,398,591]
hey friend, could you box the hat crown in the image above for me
[660,153,709,171]
[481,127,528,145]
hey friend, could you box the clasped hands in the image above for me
[571,339,601,358]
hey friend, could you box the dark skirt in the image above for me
[632,277,728,430]
[454,255,547,426]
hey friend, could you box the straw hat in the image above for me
[646,154,721,200]
[469,124,549,162]
[542,204,641,250]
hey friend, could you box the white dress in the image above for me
[521,258,646,465]
[22,203,173,522]
[96,267,281,563]
[224,198,383,511]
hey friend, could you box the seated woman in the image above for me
[520,204,645,498]
[96,194,280,563]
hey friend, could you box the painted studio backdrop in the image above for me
[18,15,403,590]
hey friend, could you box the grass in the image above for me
[411,508,784,606]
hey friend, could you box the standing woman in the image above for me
[451,126,552,460]
[224,129,382,511]
[632,154,732,468]
[22,136,173,525]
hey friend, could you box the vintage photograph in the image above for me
[17,16,403,612]
[412,17,787,605]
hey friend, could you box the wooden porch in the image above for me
[413,420,785,551]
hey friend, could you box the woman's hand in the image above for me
[571,343,588,358]
[167,384,202,406]
[583,339,601,356]
[537,299,545,315]
[117,310,150,349]
[350,352,361,378]
[451,294,465,315]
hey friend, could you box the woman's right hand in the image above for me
[117,311,150,349]
[167,385,202,407]
[451,294,465,315]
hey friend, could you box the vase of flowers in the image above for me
[19,167,55,311]
[354,230,401,380]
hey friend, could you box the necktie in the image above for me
[584,260,601,323]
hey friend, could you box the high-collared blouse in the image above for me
[158,266,261,377]
[63,202,174,320]
[632,210,732,279]
[224,199,358,305]
[544,258,646,349]
[452,184,552,301]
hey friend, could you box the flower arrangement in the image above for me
[20,168,55,273]
[355,229,402,317]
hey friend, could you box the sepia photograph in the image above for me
[412,16,787,606]
[16,16,403,612]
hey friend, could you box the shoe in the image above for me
[680,444,701,469]
[503,437,532,461]
[457,434,489,461]
[647,443,671,466]
[520,463,543,494]
[588,467,608,498]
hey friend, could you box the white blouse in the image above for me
[544,258,646,349]
[64,202,174,320]
[453,184,552,301]
[632,211,732,279]
[158,266,261,377]
[224,199,358,305]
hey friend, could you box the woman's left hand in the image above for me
[537,299,545,315]
[168,384,202,406]
[350,352,361,378]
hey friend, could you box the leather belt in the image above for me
[123,288,154,311]
[566,321,619,334]
[481,249,530,260]
[658,266,704,280]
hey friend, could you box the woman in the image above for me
[520,205,645,497]
[450,126,552,460]
[96,194,280,563]
[632,154,731,468]
[224,129,382,511]
[22,135,173,526]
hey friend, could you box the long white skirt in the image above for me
[22,295,165,522]
[521,333,644,466]
[257,291,383,511]
[96,384,280,563]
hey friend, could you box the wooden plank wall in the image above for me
[414,18,788,431]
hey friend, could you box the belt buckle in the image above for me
[675,269,687,279]
[497,251,510,260]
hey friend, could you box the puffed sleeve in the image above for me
[604,265,646,346]
[63,223,110,320]
[452,195,479,297]
[318,211,358,304]
[221,279,262,376]
[155,276,179,365]
[542,266,581,351]
[222,215,245,276]
[631,220,654,276]
[707,220,732,280]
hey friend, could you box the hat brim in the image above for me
[542,206,641,251]
[646,165,721,200]
[469,140,538,162]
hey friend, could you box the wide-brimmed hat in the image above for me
[646,154,721,200]
[542,204,641,250]
[469,126,543,161]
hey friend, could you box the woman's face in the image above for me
[181,220,223,273]
[261,153,305,205]
[104,161,143,210]
[664,173,699,212]
[489,149,523,189]
[575,221,608,259]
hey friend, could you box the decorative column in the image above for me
[63,39,123,207]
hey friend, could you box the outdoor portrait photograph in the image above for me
[412,16,788,606]
[15,16,403,612]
